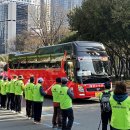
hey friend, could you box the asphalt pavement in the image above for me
[0,82,130,130]
[0,98,110,130]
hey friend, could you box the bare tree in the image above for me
[24,33,42,52]
[10,31,42,52]
[8,3,69,53]
[28,3,67,46]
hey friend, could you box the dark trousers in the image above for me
[7,93,11,110]
[52,106,62,127]
[1,95,7,108]
[26,100,34,118]
[15,95,22,112]
[62,108,74,130]
[10,93,15,110]
[101,111,111,130]
[33,101,43,122]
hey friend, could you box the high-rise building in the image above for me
[42,0,51,32]
[0,3,8,53]
[0,0,39,5]
[40,0,83,32]
[52,0,83,11]
[0,0,40,54]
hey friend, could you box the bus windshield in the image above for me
[78,59,107,75]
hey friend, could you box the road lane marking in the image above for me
[42,111,53,116]
[43,123,52,128]
[0,117,27,122]
[74,121,80,125]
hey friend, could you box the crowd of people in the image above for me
[0,73,130,130]
[0,75,74,130]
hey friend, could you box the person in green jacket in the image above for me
[25,76,35,119]
[99,81,112,130]
[33,77,46,124]
[1,77,7,109]
[110,81,130,130]
[10,75,17,111]
[51,77,62,128]
[6,77,11,110]
[59,77,74,130]
[15,75,24,113]
[0,75,3,107]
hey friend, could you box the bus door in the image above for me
[64,60,75,81]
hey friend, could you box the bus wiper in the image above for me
[91,72,107,76]
[91,73,97,75]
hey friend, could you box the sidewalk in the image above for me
[21,98,53,117]
[21,98,54,129]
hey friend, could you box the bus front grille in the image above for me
[87,87,104,92]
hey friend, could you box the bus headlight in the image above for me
[78,85,84,92]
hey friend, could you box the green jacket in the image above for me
[110,96,130,129]
[6,81,11,93]
[0,80,3,94]
[10,79,17,93]
[51,84,61,103]
[25,83,34,101]
[1,81,7,95]
[33,83,44,102]
[59,86,72,109]
[15,80,24,95]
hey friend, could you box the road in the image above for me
[1,84,130,130]
[0,97,110,130]
[1,86,130,130]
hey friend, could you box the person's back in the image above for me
[25,76,35,119]
[1,78,7,96]
[110,81,130,130]
[33,77,46,124]
[0,76,3,95]
[51,78,62,128]
[100,90,111,113]
[1,77,7,108]
[10,78,17,94]
[26,82,34,101]
[10,75,17,111]
[59,77,74,130]
[15,75,24,113]
[99,81,112,130]
[6,78,11,110]
[51,83,61,104]
[15,78,24,95]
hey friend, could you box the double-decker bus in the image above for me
[8,41,111,99]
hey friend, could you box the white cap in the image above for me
[38,77,44,83]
